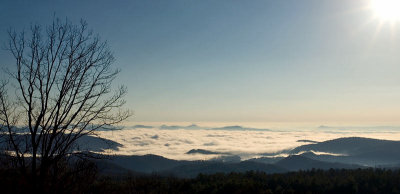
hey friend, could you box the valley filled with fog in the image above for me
[96,124,400,161]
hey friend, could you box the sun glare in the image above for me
[371,0,400,21]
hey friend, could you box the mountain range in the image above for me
[91,137,400,177]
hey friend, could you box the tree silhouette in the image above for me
[0,17,130,191]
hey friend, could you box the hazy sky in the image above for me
[1,0,400,124]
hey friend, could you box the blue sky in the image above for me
[1,0,400,124]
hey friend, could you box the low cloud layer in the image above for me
[96,125,400,160]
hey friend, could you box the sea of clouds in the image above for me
[96,124,400,161]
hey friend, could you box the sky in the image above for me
[1,0,400,125]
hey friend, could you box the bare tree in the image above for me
[0,18,130,190]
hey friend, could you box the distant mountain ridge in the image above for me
[156,124,270,131]
[210,125,270,131]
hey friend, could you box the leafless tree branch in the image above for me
[0,17,131,189]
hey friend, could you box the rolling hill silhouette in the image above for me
[290,137,400,165]
[89,137,400,177]
[276,155,362,171]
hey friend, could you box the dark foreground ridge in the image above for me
[94,153,364,178]
[93,169,400,194]
[2,168,400,194]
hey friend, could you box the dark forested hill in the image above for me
[275,155,362,171]
[164,161,287,178]
[290,137,400,165]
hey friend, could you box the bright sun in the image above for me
[371,0,400,21]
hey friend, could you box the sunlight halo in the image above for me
[371,0,400,21]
